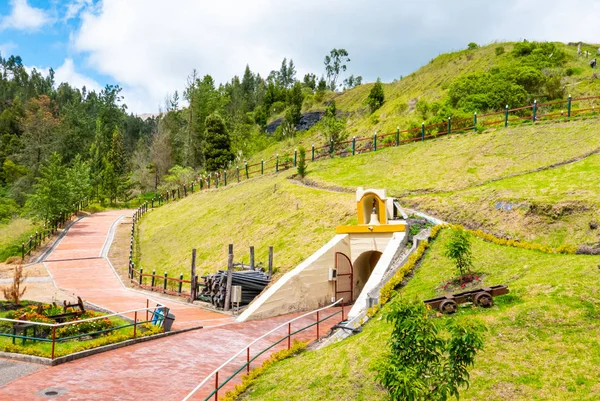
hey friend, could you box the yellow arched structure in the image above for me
[357,192,387,225]
[336,188,405,234]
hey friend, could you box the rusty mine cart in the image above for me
[424,285,509,314]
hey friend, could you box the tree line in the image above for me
[0,48,367,224]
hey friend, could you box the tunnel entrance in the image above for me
[335,251,382,304]
[353,251,382,301]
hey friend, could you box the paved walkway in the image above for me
[0,210,347,400]
[42,210,230,329]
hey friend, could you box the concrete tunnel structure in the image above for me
[237,188,408,322]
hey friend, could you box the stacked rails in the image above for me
[199,270,270,308]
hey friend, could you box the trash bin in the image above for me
[164,312,176,332]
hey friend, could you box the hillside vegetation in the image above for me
[251,41,600,163]
[136,175,355,278]
[241,230,600,401]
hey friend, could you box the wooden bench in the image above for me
[47,296,86,323]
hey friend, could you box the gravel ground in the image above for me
[0,358,44,387]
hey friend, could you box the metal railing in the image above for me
[182,299,345,401]
[0,299,166,359]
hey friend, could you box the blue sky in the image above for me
[0,1,112,88]
[1,0,599,114]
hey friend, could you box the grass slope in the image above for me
[411,152,600,247]
[307,119,600,195]
[137,174,355,278]
[241,230,600,401]
[0,218,41,261]
[301,119,600,247]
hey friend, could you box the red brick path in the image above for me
[0,211,346,400]
[43,210,230,329]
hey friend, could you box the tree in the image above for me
[343,75,363,89]
[187,74,223,167]
[324,49,350,91]
[150,121,173,189]
[319,101,347,146]
[303,73,317,90]
[20,95,60,176]
[26,153,70,221]
[296,146,307,178]
[66,154,90,206]
[375,298,485,401]
[203,113,234,172]
[444,228,474,280]
[103,127,129,203]
[468,42,479,50]
[367,78,385,112]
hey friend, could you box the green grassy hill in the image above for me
[136,175,355,279]
[137,118,600,280]
[134,42,600,401]
[305,118,600,248]
[254,41,600,163]
[240,229,600,401]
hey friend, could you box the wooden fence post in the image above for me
[190,249,197,302]
[51,326,56,360]
[224,244,234,311]
[268,246,273,279]
[250,246,255,270]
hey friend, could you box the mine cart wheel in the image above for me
[474,292,493,308]
[439,299,458,314]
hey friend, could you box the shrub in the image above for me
[366,78,385,113]
[495,46,505,56]
[444,228,474,281]
[2,265,26,305]
[468,42,479,50]
[296,147,307,178]
[375,298,485,401]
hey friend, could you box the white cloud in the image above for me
[0,0,51,31]
[25,58,102,94]
[64,0,93,22]
[0,41,17,56]
[54,58,102,93]
[71,0,600,114]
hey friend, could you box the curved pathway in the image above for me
[41,210,229,329]
[0,210,346,400]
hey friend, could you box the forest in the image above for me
[0,48,362,226]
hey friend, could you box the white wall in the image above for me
[348,232,406,319]
[236,234,350,322]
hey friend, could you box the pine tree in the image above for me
[203,113,234,172]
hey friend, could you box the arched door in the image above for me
[335,252,353,304]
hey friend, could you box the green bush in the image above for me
[296,147,307,178]
[375,298,485,401]
[468,42,479,50]
[495,46,505,56]
[366,78,385,113]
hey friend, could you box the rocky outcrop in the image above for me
[265,111,324,135]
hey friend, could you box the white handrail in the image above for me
[0,301,166,328]
[182,299,343,401]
